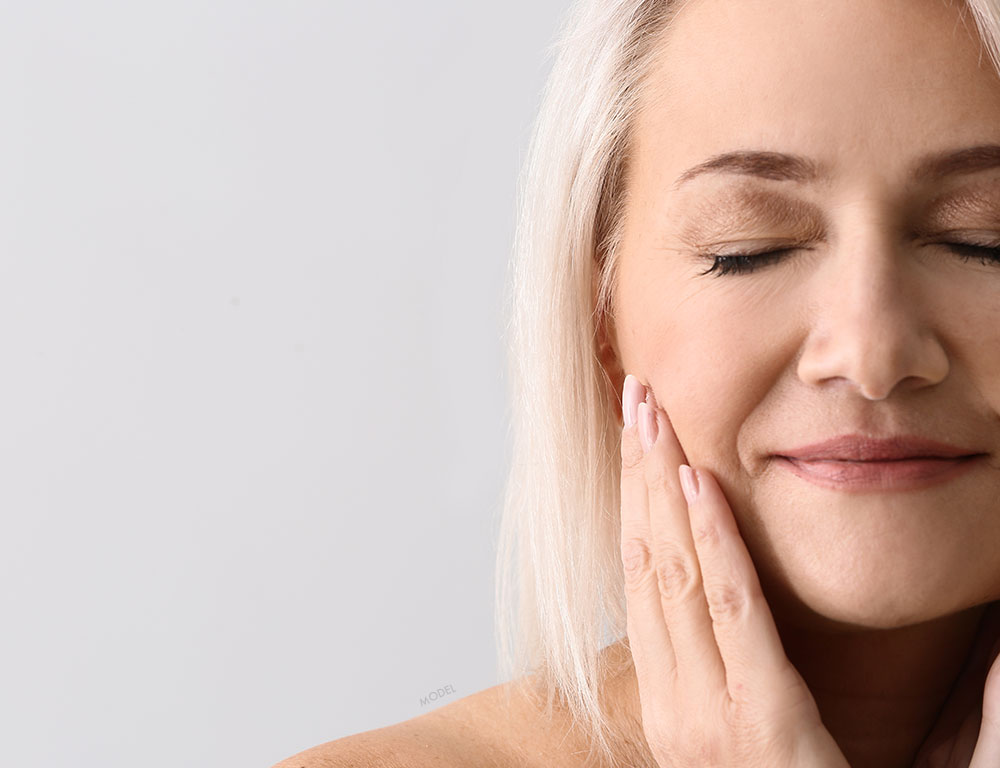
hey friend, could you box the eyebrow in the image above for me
[672,144,1000,190]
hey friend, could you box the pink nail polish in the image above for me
[639,402,657,453]
[679,465,700,504]
[623,374,643,429]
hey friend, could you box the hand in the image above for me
[911,600,1000,767]
[618,374,850,767]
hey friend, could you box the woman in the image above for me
[273,0,1000,765]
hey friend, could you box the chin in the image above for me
[740,478,1000,631]
[754,542,998,633]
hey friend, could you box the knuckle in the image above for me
[621,431,645,471]
[644,457,674,495]
[653,546,699,602]
[705,582,748,624]
[719,705,747,744]
[621,537,653,582]
[721,695,762,736]
[692,519,720,546]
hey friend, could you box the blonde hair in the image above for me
[493,0,1000,766]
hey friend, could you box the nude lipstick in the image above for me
[773,434,988,492]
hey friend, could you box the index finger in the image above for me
[619,377,677,688]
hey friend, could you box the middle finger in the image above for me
[640,398,728,699]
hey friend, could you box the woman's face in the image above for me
[609,0,1000,630]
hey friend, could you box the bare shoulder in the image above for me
[266,705,478,768]
[268,675,592,768]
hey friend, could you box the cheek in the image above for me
[645,303,771,444]
[952,321,1000,410]
[645,321,769,485]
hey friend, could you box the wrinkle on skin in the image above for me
[598,0,1000,765]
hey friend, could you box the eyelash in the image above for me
[697,242,1000,278]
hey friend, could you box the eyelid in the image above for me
[917,229,1000,242]
[678,186,828,245]
[919,183,1000,225]
[681,182,1000,247]
[693,238,817,255]
[696,229,1000,254]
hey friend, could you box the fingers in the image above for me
[681,460,799,703]
[619,373,833,764]
[619,372,731,721]
[620,371,796,716]
[619,378,677,709]
[640,402,727,706]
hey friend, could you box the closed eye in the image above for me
[696,242,1000,278]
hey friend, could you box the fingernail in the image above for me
[639,402,658,453]
[622,374,644,429]
[679,465,700,504]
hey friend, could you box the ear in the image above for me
[593,270,626,425]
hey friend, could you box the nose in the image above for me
[795,232,950,401]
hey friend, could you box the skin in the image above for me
[595,0,1000,765]
[273,0,1000,765]
[613,377,1000,767]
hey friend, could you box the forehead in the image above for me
[633,0,1000,196]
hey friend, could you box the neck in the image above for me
[777,603,986,768]
[601,602,992,768]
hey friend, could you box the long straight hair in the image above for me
[494,1,1000,766]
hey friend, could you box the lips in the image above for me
[775,454,987,492]
[775,434,983,462]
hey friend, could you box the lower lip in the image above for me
[773,454,987,491]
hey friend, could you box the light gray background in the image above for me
[0,2,568,766]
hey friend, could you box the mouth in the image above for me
[776,454,984,462]
[772,453,988,492]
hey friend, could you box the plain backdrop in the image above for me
[0,2,569,765]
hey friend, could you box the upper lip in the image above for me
[776,434,986,461]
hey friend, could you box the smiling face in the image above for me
[606,0,1000,630]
